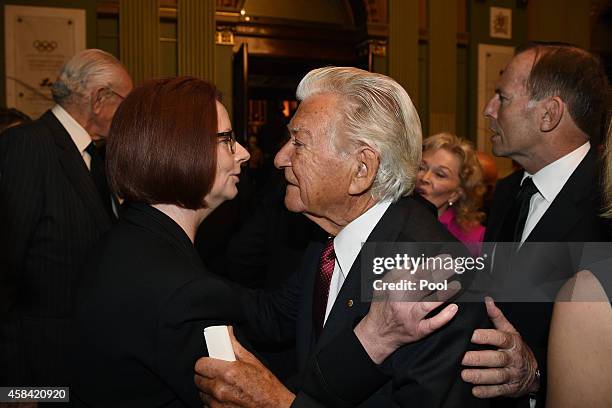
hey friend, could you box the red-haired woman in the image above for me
[72,77,250,406]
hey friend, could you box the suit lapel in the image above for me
[296,241,325,369]
[524,148,596,242]
[509,151,597,298]
[315,200,409,351]
[486,149,597,290]
[484,171,523,243]
[42,111,111,231]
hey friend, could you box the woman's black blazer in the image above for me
[72,203,243,407]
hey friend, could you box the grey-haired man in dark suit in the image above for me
[0,49,132,386]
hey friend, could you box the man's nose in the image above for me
[484,95,499,119]
[274,140,292,169]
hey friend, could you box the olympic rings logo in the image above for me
[33,40,58,52]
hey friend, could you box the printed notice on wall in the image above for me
[4,5,85,119]
[490,7,512,40]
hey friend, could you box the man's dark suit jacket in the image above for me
[72,203,244,407]
[223,175,325,380]
[482,146,609,408]
[0,111,112,386]
[242,196,490,407]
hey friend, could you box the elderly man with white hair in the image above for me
[195,67,489,408]
[0,49,132,386]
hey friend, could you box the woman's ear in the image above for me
[348,146,379,195]
[448,187,463,205]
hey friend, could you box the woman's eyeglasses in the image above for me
[217,130,236,154]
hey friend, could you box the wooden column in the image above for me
[388,0,419,107]
[428,0,457,135]
[177,0,215,81]
[119,0,160,84]
[215,30,235,120]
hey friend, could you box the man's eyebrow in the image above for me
[287,124,312,136]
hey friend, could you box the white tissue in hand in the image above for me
[204,325,236,361]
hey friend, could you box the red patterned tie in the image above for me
[313,237,335,339]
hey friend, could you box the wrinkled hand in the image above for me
[355,254,462,364]
[461,297,539,398]
[194,326,295,408]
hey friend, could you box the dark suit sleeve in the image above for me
[297,326,390,407]
[290,391,328,408]
[238,268,301,344]
[297,303,490,408]
[157,277,245,408]
[225,190,282,288]
[0,128,43,312]
[386,303,489,407]
[236,241,324,344]
[225,207,269,287]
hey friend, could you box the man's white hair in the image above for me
[51,49,124,107]
[296,66,422,202]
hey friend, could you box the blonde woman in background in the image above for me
[416,133,486,255]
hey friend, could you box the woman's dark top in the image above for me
[72,203,243,407]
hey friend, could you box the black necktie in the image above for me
[85,142,114,218]
[512,177,540,242]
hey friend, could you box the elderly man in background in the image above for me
[299,43,610,408]
[196,67,489,407]
[0,49,132,386]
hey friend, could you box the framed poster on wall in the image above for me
[4,5,85,119]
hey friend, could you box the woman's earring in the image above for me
[448,200,454,206]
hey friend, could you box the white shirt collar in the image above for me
[333,200,392,279]
[51,104,92,154]
[521,141,590,202]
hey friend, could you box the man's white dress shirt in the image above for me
[51,104,94,170]
[519,141,590,244]
[324,200,392,325]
